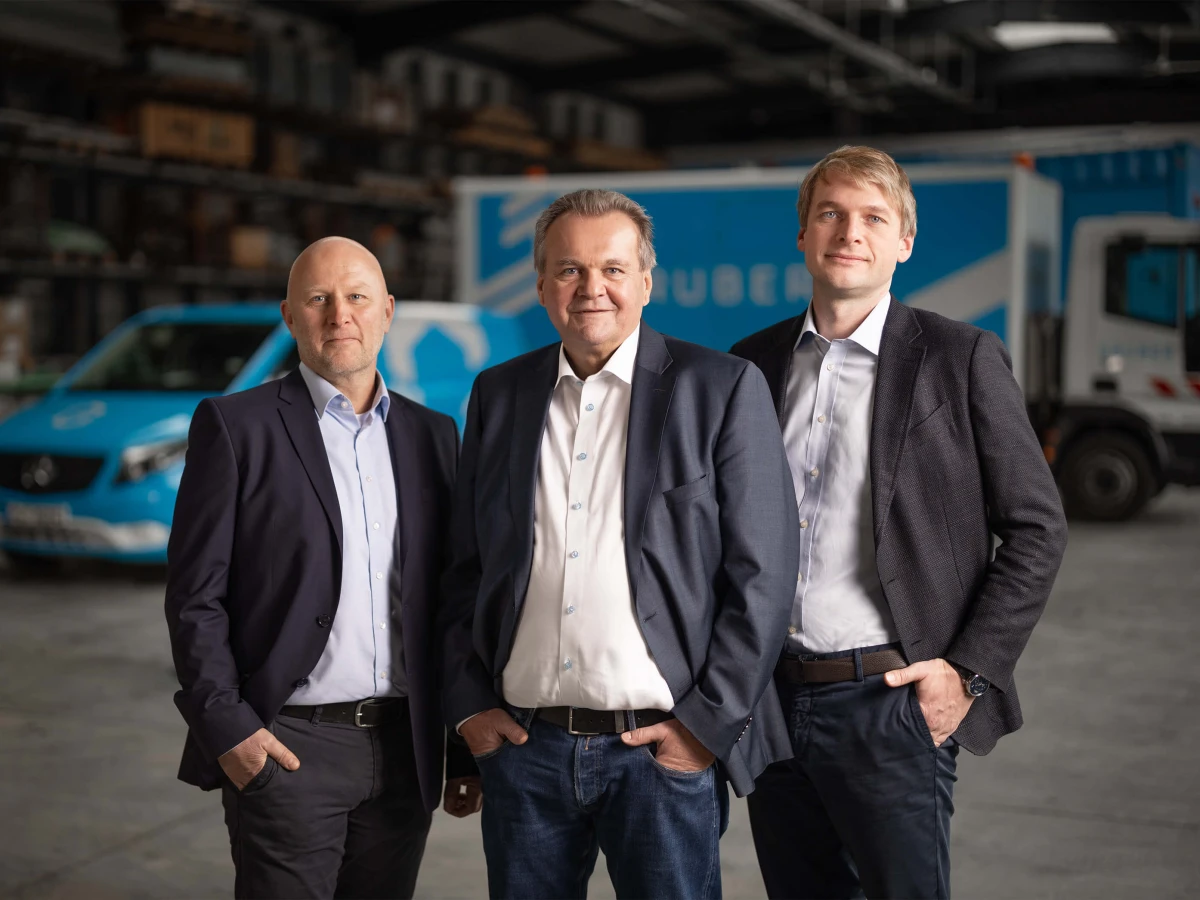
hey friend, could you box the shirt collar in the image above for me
[798,289,892,357]
[556,326,641,387]
[298,362,390,421]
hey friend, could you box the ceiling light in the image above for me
[991,22,1118,51]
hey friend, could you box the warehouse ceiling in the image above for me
[275,0,1200,148]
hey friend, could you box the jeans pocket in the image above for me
[906,687,938,751]
[239,757,278,794]
[640,745,715,779]
[472,740,511,762]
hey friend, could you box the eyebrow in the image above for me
[815,201,892,216]
[554,257,633,268]
[303,281,373,293]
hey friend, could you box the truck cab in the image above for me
[1052,215,1200,519]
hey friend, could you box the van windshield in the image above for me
[69,322,276,392]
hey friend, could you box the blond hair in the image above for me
[533,189,657,273]
[797,145,917,238]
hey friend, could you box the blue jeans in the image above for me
[476,707,729,900]
[747,645,959,900]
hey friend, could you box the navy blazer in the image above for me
[731,302,1069,754]
[441,323,801,797]
[165,368,472,812]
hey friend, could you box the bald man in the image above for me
[166,237,478,899]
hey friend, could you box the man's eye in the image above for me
[562,267,578,276]
[867,216,884,224]
[311,295,327,303]
[821,211,838,219]
[605,268,622,275]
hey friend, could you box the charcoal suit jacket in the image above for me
[731,300,1069,754]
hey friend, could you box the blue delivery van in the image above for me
[0,301,532,565]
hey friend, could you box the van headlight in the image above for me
[116,438,188,484]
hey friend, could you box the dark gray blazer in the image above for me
[441,322,801,796]
[731,301,1069,755]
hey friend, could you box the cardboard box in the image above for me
[139,102,255,168]
[229,225,272,269]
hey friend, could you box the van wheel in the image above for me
[3,551,60,579]
[1059,432,1155,521]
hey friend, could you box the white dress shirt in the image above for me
[501,328,676,712]
[287,363,403,704]
[782,292,901,654]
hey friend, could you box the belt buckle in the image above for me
[566,707,600,736]
[354,699,381,728]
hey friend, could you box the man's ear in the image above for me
[797,228,808,254]
[280,299,295,334]
[897,232,915,264]
[642,267,652,307]
[536,273,546,308]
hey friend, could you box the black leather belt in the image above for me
[537,706,673,735]
[278,697,406,728]
[775,648,908,685]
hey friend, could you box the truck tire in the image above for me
[1059,432,1155,521]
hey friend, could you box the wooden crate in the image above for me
[139,102,255,169]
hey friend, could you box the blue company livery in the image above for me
[455,164,1057,383]
[0,301,532,563]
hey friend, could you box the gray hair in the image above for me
[533,189,657,274]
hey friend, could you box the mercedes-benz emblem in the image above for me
[20,455,58,490]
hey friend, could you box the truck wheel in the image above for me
[1059,432,1155,521]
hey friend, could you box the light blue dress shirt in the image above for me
[287,363,404,704]
[781,294,900,654]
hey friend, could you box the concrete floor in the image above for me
[1,489,1198,899]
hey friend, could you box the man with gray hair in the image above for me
[441,189,800,898]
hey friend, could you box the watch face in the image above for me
[967,675,990,696]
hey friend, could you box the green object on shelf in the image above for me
[46,220,115,257]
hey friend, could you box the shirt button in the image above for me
[571,502,582,510]
[376,572,383,580]
[566,605,576,615]
[810,467,819,477]
[379,622,386,630]
[788,625,797,635]
[380,670,387,678]
[586,403,595,411]
[575,380,583,387]
[797,572,804,582]
[577,452,587,461]
[563,658,573,670]
[826,364,834,371]
[570,550,579,559]
[373,522,380,530]
[366,475,373,483]
[800,519,809,529]
[340,401,349,409]
[817,414,827,423]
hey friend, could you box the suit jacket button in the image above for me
[293,677,309,688]
[316,615,332,627]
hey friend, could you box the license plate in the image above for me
[5,502,71,528]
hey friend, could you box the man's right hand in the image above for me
[459,708,529,757]
[217,727,301,790]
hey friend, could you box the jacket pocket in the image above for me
[663,473,710,505]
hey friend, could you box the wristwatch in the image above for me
[949,662,990,697]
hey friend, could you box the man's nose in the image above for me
[577,269,604,298]
[325,295,352,324]
[839,217,863,243]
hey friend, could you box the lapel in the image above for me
[277,369,343,553]
[624,322,676,604]
[870,299,926,542]
[757,312,807,425]
[508,345,560,610]
[383,395,423,579]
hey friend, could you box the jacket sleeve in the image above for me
[945,330,1069,691]
[670,362,801,759]
[164,399,263,762]
[438,377,506,729]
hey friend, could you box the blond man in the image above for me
[730,147,1067,899]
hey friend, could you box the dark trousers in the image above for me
[476,707,729,900]
[220,705,432,900]
[748,646,959,900]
